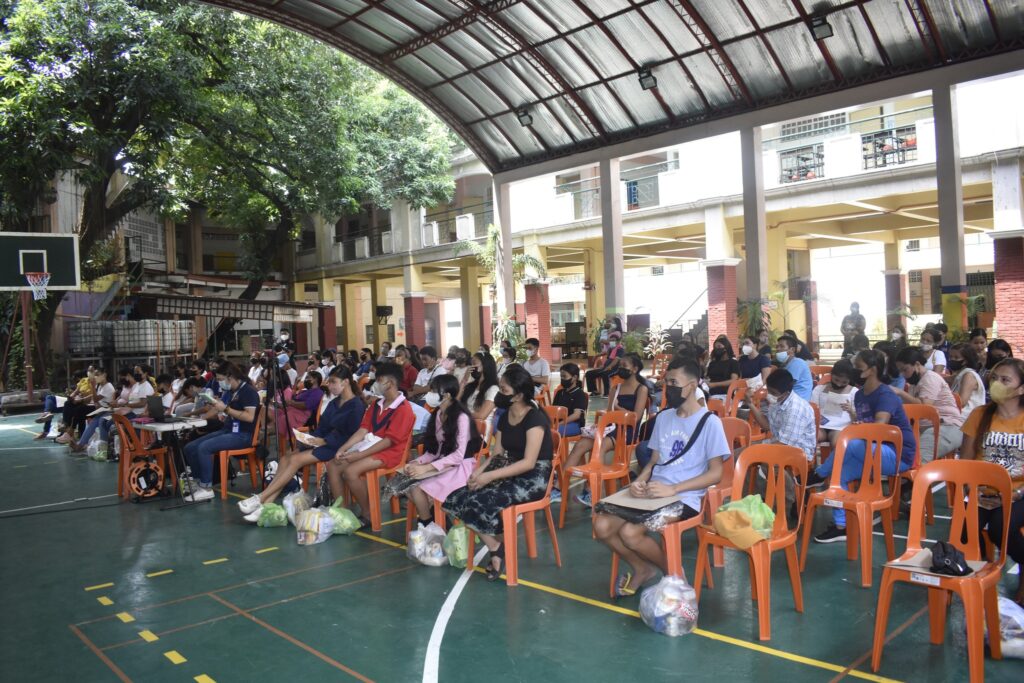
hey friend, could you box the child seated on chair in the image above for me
[328,363,415,530]
[593,359,727,597]
[181,363,260,502]
[238,369,365,522]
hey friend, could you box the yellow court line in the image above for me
[84,582,114,592]
[255,546,278,554]
[202,557,229,565]
[354,531,405,549]
[194,676,216,683]
[351,530,902,683]
[96,596,113,606]
[16,427,39,437]
[146,569,174,578]
[115,612,135,624]
[138,630,159,643]
[163,650,187,664]
[382,517,406,526]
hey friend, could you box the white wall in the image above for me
[811,244,888,337]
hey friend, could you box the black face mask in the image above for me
[666,385,685,409]
[852,372,867,387]
[304,381,314,390]
[830,382,846,392]
[133,373,144,383]
[906,371,921,386]
[616,368,632,380]
[560,378,574,390]
[946,359,963,372]
[471,369,481,380]
[493,393,513,410]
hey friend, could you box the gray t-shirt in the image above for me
[650,407,730,511]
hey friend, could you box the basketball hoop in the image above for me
[25,272,51,301]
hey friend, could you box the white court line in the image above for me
[423,545,489,683]
[3,446,65,451]
[0,494,118,515]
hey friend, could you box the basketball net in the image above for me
[25,272,51,301]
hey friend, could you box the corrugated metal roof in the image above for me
[206,0,1024,172]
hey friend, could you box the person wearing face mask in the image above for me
[593,358,728,596]
[548,363,589,504]
[409,346,448,404]
[888,324,908,351]
[810,359,858,449]
[774,335,813,401]
[459,352,500,421]
[983,339,1014,382]
[239,371,365,521]
[706,335,741,398]
[393,348,421,395]
[960,358,1024,604]
[320,350,337,374]
[247,355,265,386]
[806,350,916,544]
[946,342,985,417]
[275,372,325,436]
[181,363,261,501]
[170,363,187,395]
[401,375,482,528]
[277,328,296,354]
[522,338,551,394]
[918,329,946,374]
[969,328,988,369]
[496,345,516,379]
[355,348,375,377]
[585,331,624,397]
[451,348,473,385]
[443,365,554,581]
[893,346,964,463]
[840,302,866,356]
[738,335,772,391]
[330,363,416,529]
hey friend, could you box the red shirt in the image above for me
[399,364,418,393]
[360,395,415,469]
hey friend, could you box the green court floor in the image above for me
[1,411,1022,683]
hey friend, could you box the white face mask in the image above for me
[280,333,289,341]
[766,393,779,406]
[775,351,789,364]
[526,349,536,358]
[218,380,230,392]
[608,341,617,348]
[369,381,380,395]
[741,344,753,356]
[424,392,442,409]
[891,332,902,341]
[920,343,933,352]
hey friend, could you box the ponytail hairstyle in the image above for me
[423,374,481,459]
[331,364,359,397]
[974,358,1024,457]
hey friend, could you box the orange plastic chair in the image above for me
[543,404,568,436]
[816,372,832,387]
[474,417,492,459]
[566,410,637,525]
[355,433,414,532]
[216,407,265,500]
[894,404,940,524]
[810,364,833,382]
[746,387,770,443]
[798,424,902,587]
[706,417,751,567]
[871,460,1013,682]
[694,444,808,641]
[112,415,172,498]
[706,398,726,418]
[724,379,748,417]
[357,376,370,391]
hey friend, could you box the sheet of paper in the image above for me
[599,487,679,511]
[292,429,318,446]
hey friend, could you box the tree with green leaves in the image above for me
[453,223,546,312]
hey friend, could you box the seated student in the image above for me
[783,329,816,361]
[70,367,153,453]
[775,335,813,401]
[328,363,415,529]
[947,342,986,417]
[135,364,157,389]
[932,322,951,355]
[960,358,1024,605]
[807,349,916,543]
[451,348,472,385]
[393,348,420,395]
[171,377,205,416]
[593,359,727,595]
[496,345,516,379]
[181,363,261,501]
[893,346,964,461]
[585,332,624,397]
[968,327,988,370]
[247,355,265,386]
[738,335,772,391]
[810,359,858,448]
[983,338,1013,383]
[355,348,375,377]
[843,334,871,360]
[404,375,481,527]
[409,346,447,403]
[705,335,740,398]
[191,358,210,384]
[149,374,175,417]
[564,353,649,508]
[459,352,499,422]
[888,323,908,350]
[320,349,337,375]
[552,362,588,438]
[170,363,188,395]
[380,340,395,358]
[51,368,108,442]
[919,328,946,374]
[238,369,365,521]
[38,369,90,441]
[521,337,551,395]
[443,365,554,581]
[275,371,324,434]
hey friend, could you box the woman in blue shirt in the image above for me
[238,368,365,521]
[807,349,915,543]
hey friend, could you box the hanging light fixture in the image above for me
[637,66,657,91]
[516,109,533,127]
[809,15,833,40]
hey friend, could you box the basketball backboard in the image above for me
[0,232,80,291]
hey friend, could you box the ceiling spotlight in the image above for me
[809,15,833,40]
[638,66,657,91]
[516,109,533,127]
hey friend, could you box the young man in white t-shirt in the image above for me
[409,346,447,402]
[521,337,550,394]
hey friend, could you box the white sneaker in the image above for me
[185,486,214,502]
[238,494,261,514]
[244,506,263,523]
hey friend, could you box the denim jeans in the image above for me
[41,394,58,433]
[183,430,251,486]
[815,439,908,527]
[558,422,582,438]
[634,440,653,471]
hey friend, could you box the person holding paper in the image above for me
[810,359,858,448]
[593,359,728,596]
[738,335,772,391]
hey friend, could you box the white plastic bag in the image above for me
[295,507,334,545]
[992,595,1024,658]
[639,575,699,636]
[406,522,448,567]
[283,490,312,526]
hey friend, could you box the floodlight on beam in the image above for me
[809,15,833,40]
[516,109,533,127]
[638,66,657,91]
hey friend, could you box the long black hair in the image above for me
[463,352,498,412]
[423,375,481,459]
[711,335,735,359]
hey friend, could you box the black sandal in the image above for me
[485,543,505,582]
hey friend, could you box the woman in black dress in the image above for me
[443,364,553,581]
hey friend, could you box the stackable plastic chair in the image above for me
[746,388,770,443]
[894,404,940,524]
[216,407,265,500]
[566,410,637,526]
[705,417,751,567]
[724,379,748,417]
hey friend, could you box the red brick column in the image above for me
[994,235,1024,353]
[514,302,526,324]
[317,305,337,351]
[293,323,309,355]
[524,283,552,361]
[403,294,426,348]
[884,270,909,332]
[704,261,739,345]
[480,304,492,347]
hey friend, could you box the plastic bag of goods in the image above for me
[326,499,361,535]
[639,575,699,636]
[257,503,288,528]
[87,436,107,461]
[406,522,448,567]
[443,524,470,569]
[283,491,312,526]
[263,460,301,496]
[295,508,334,545]
[991,595,1024,658]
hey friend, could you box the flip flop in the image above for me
[613,572,636,597]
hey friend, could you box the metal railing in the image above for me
[336,224,393,260]
[862,125,918,170]
[423,201,493,244]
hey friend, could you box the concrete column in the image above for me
[370,278,390,348]
[339,281,361,352]
[599,157,625,316]
[461,265,482,350]
[992,156,1024,350]
[933,84,967,332]
[703,204,733,261]
[314,213,334,266]
[883,242,909,331]
[993,158,1024,231]
[702,260,741,346]
[480,304,493,347]
[492,180,514,316]
[741,127,768,301]
[583,248,605,341]
[524,282,552,362]
[390,199,424,254]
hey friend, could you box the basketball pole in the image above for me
[21,291,34,402]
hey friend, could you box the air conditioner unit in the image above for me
[381,231,393,254]
[354,236,369,259]
[422,221,439,247]
[455,213,475,240]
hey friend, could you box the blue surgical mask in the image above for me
[277,353,289,367]
[218,380,230,391]
[775,351,789,364]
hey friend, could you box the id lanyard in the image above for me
[230,382,248,433]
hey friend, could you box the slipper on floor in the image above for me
[614,572,636,597]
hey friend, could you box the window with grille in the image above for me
[651,266,664,276]
[779,144,824,184]
[905,239,920,252]
[909,270,922,283]
[862,125,918,170]
[780,113,847,140]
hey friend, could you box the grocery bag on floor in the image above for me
[443,524,469,568]
[257,503,288,528]
[295,507,334,545]
[327,499,361,535]
[283,490,311,526]
[640,575,699,636]
[407,522,447,566]
[990,595,1024,658]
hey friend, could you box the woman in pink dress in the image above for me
[275,372,325,434]
[405,374,482,526]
